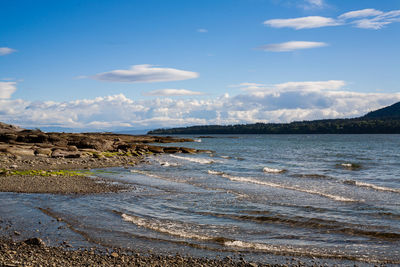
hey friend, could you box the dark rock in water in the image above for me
[147,146,164,153]
[163,147,180,153]
[24,237,45,247]
[180,147,196,154]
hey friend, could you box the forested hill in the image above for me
[363,101,400,119]
[148,102,400,135]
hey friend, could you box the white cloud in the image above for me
[258,41,327,52]
[90,64,199,83]
[197,28,208,33]
[264,8,400,30]
[301,0,325,10]
[352,19,390,30]
[339,9,383,20]
[143,89,204,96]
[0,47,16,56]
[0,81,17,98]
[1,81,400,130]
[264,16,340,29]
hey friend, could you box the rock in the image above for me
[24,237,46,247]
[0,133,18,142]
[14,231,20,236]
[51,149,65,158]
[147,146,164,153]
[6,147,35,156]
[110,252,119,258]
[163,147,180,153]
[35,148,52,157]
[67,145,78,152]
[180,147,196,154]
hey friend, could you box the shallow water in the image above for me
[1,135,399,265]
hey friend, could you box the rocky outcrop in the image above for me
[0,122,204,166]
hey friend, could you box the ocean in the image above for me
[1,135,399,265]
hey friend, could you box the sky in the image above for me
[1,0,400,131]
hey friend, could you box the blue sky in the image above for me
[1,0,400,130]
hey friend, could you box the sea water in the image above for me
[1,135,399,265]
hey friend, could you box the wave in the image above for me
[292,173,331,180]
[207,170,224,175]
[344,180,400,193]
[263,167,286,173]
[208,171,357,202]
[121,213,213,241]
[154,159,179,167]
[209,212,400,240]
[194,139,202,143]
[338,163,361,170]
[120,213,397,263]
[170,154,217,164]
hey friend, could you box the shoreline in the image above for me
[0,126,392,266]
[0,126,281,266]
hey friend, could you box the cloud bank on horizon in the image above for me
[2,80,400,130]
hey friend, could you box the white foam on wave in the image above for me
[154,158,179,167]
[207,171,357,202]
[263,167,286,173]
[207,170,224,175]
[130,169,166,180]
[121,213,212,240]
[194,139,202,143]
[224,240,283,253]
[170,154,216,164]
[353,181,400,193]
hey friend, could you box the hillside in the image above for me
[363,101,400,119]
[148,101,400,135]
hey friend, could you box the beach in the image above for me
[1,125,400,266]
[0,126,278,266]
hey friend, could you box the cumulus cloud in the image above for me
[264,16,340,29]
[90,64,199,83]
[264,8,400,30]
[1,81,400,130]
[143,89,204,96]
[0,47,16,56]
[258,41,327,52]
[0,81,17,98]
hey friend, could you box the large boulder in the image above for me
[5,146,35,156]
[163,147,181,154]
[180,147,197,154]
[147,146,164,153]
[0,133,18,142]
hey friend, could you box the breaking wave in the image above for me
[263,167,286,173]
[121,213,213,241]
[344,180,400,193]
[208,170,357,202]
[170,154,217,164]
[338,163,361,170]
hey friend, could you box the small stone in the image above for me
[111,252,119,258]
[13,231,21,235]
[24,237,46,247]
